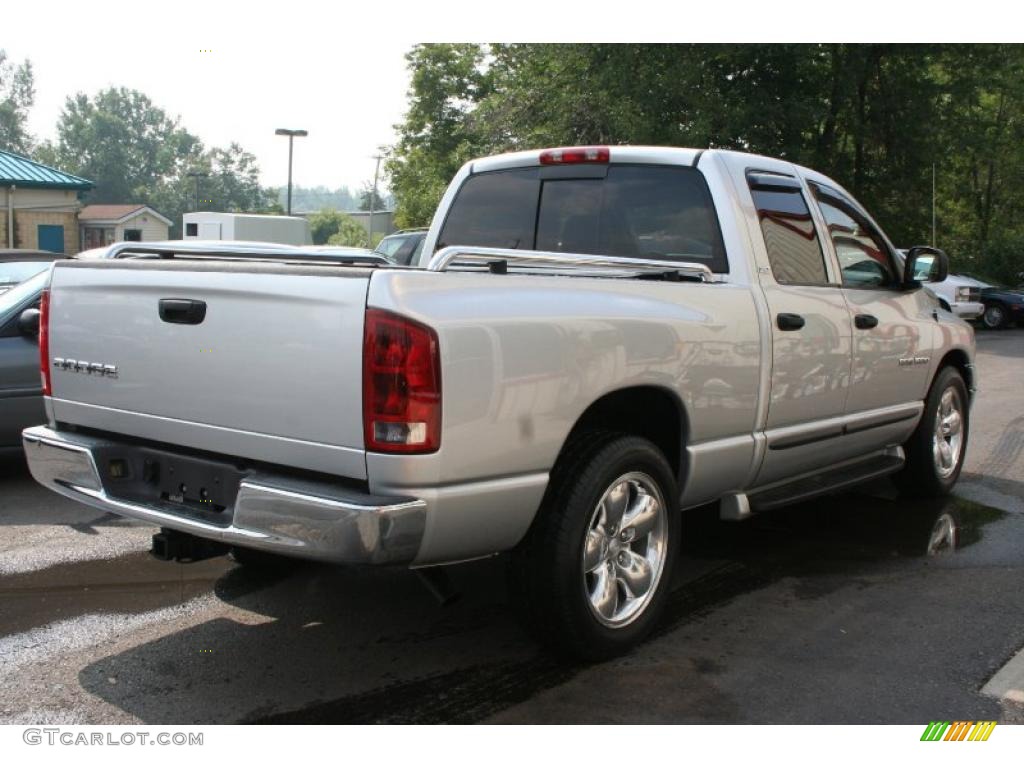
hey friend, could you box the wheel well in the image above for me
[937,349,974,398]
[563,387,686,481]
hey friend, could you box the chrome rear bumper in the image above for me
[22,425,426,565]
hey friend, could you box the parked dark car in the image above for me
[0,270,48,453]
[979,284,1024,329]
[0,249,63,294]
[374,228,427,266]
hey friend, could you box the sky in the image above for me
[5,1,1006,195]
[6,4,415,192]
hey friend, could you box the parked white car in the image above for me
[902,254,985,319]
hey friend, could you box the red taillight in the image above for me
[363,308,441,453]
[39,288,51,396]
[539,146,610,165]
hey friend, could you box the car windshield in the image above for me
[0,270,48,316]
[0,260,53,288]
[375,235,410,258]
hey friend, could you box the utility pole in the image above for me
[187,171,208,212]
[932,163,937,248]
[275,128,308,215]
[369,152,383,249]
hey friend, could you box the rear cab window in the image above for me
[437,164,729,273]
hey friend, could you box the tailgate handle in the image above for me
[159,298,207,325]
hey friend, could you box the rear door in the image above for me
[745,172,854,486]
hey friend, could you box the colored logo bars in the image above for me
[920,721,996,742]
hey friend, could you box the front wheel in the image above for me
[982,303,1008,330]
[896,367,969,498]
[508,434,679,660]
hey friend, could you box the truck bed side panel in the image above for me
[366,270,762,563]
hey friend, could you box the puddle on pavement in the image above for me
[0,550,232,637]
[238,489,1013,725]
[682,489,1008,574]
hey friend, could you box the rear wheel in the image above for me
[508,433,679,660]
[896,367,969,498]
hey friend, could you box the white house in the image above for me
[78,205,172,249]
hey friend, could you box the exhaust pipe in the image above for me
[415,567,460,606]
[151,528,229,563]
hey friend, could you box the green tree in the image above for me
[308,208,349,244]
[358,183,387,212]
[386,44,495,228]
[326,214,370,247]
[389,43,1024,274]
[47,87,201,203]
[0,50,35,155]
[43,87,272,237]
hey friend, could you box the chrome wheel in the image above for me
[932,386,964,479]
[983,305,1005,329]
[582,472,668,628]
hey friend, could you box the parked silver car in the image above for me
[0,270,49,453]
[0,249,64,294]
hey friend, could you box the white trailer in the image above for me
[182,212,311,246]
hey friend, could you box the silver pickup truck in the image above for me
[23,147,974,659]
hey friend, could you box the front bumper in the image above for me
[951,301,985,320]
[22,425,426,565]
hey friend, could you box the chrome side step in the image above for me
[719,448,905,520]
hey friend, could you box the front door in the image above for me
[807,183,933,416]
[746,172,854,486]
[37,224,65,254]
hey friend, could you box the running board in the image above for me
[749,451,905,512]
[721,450,905,519]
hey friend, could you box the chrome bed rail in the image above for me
[426,245,719,282]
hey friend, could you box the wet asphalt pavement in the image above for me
[1,329,1023,724]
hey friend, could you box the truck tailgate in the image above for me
[46,261,370,479]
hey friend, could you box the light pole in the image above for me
[187,171,208,211]
[369,152,383,248]
[275,128,308,215]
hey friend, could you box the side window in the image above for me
[812,186,897,288]
[437,169,540,251]
[748,174,829,285]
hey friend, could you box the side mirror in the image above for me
[18,307,40,337]
[903,246,948,287]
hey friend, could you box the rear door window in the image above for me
[747,174,829,286]
[437,164,728,272]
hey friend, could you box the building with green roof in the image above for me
[1,150,94,254]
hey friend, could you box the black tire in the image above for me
[508,432,680,661]
[229,545,298,571]
[895,367,969,498]
[981,302,1009,330]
